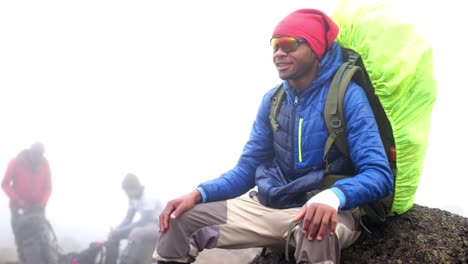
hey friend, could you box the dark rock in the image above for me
[249,204,468,264]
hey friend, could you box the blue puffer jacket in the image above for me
[198,42,393,210]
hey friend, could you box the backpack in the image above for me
[14,208,62,264]
[62,242,106,264]
[269,0,437,223]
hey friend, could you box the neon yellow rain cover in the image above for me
[332,0,437,215]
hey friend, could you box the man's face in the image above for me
[28,148,44,163]
[124,187,143,200]
[272,36,319,83]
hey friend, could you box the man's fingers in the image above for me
[302,205,316,234]
[307,206,324,240]
[293,205,307,222]
[303,205,338,241]
[171,203,188,220]
[316,210,332,240]
[329,211,337,236]
[159,204,175,232]
[157,194,197,233]
[159,212,168,232]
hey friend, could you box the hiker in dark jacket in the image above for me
[2,142,53,263]
[154,9,393,264]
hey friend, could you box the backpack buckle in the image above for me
[331,119,342,128]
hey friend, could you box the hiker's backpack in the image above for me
[62,242,106,264]
[14,207,62,264]
[270,0,437,222]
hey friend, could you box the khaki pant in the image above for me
[154,192,361,263]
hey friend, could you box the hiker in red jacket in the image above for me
[2,142,52,263]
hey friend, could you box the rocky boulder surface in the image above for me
[249,204,468,264]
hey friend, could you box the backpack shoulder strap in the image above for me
[269,84,285,132]
[323,51,368,160]
[325,49,390,224]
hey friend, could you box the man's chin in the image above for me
[278,73,291,80]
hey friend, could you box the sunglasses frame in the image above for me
[270,36,306,53]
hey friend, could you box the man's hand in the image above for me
[159,189,201,233]
[292,189,340,241]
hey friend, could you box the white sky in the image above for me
[0,0,466,248]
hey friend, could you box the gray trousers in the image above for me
[11,207,60,264]
[106,223,159,264]
[154,192,361,264]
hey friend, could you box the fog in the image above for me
[0,0,466,257]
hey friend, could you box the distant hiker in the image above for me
[106,173,163,264]
[2,142,54,263]
[154,8,395,264]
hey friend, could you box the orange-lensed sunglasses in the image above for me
[270,36,306,53]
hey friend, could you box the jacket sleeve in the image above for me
[197,89,277,202]
[39,160,52,207]
[332,82,394,209]
[1,159,20,203]
[113,212,152,238]
[112,200,156,238]
[112,204,137,237]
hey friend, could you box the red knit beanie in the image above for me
[272,9,339,60]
